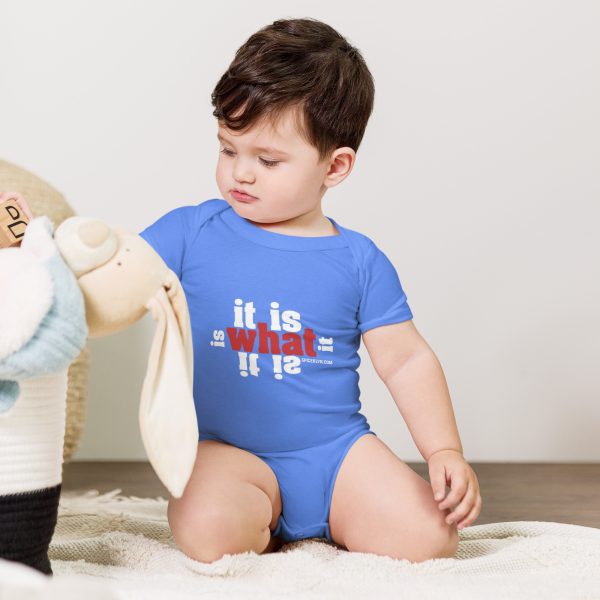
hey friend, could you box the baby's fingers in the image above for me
[437,473,468,511]
[444,479,471,523]
[456,493,482,530]
[446,481,479,526]
[429,464,448,501]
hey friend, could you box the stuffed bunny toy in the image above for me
[0,215,198,575]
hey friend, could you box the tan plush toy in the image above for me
[54,216,199,496]
[0,213,198,575]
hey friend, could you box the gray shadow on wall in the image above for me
[72,312,156,460]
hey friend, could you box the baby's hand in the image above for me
[427,449,482,530]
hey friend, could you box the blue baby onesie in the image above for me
[139,198,413,543]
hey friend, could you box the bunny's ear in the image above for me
[140,274,198,498]
[163,270,193,389]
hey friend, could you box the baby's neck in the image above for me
[247,207,339,238]
[253,218,338,237]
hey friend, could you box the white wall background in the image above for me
[1,0,598,461]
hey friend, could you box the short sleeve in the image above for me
[357,242,413,334]
[138,206,196,280]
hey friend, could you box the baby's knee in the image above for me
[397,520,458,563]
[167,495,270,564]
[430,521,459,559]
[387,510,459,562]
[416,504,460,560]
[168,498,228,562]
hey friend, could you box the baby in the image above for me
[139,17,481,563]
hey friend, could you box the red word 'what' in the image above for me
[227,322,317,356]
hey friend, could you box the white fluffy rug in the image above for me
[1,488,600,599]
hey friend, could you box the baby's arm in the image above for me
[361,319,462,461]
[363,320,482,530]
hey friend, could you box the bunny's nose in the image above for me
[54,216,119,277]
[79,221,111,248]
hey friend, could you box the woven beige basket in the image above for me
[0,158,89,463]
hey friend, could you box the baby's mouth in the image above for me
[231,189,258,202]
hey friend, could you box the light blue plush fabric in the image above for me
[0,217,88,413]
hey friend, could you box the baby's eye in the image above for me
[259,157,280,168]
[219,147,280,168]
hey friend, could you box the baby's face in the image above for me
[215,107,333,224]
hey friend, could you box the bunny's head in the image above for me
[53,216,198,498]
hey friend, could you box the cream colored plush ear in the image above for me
[163,270,193,390]
[140,273,198,498]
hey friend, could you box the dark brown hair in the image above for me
[211,18,375,162]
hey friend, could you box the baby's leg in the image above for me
[168,439,283,563]
[328,434,458,562]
